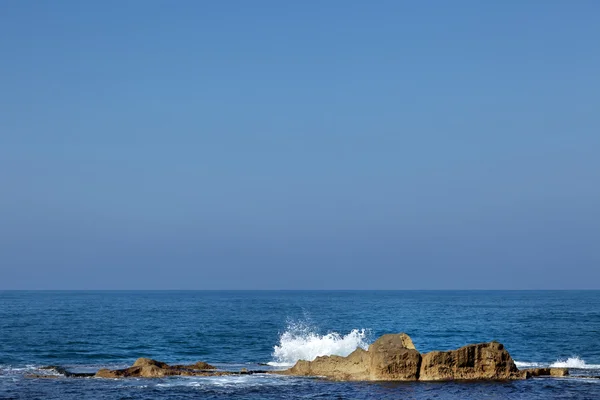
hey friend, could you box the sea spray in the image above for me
[269,322,370,367]
[550,357,600,369]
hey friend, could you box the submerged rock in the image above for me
[95,358,218,378]
[284,333,531,381]
[522,367,569,377]
[26,366,95,379]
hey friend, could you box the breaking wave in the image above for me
[515,357,600,370]
[268,322,370,367]
[550,357,600,369]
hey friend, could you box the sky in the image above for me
[1,1,599,289]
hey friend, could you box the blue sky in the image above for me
[1,1,599,289]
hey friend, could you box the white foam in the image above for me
[550,357,600,369]
[155,375,290,389]
[515,361,544,368]
[268,322,369,367]
[515,357,600,370]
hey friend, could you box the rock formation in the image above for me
[285,333,421,381]
[419,342,525,380]
[26,334,574,382]
[522,367,569,377]
[95,358,218,378]
[284,333,566,381]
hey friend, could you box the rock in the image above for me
[132,358,169,369]
[286,347,371,380]
[419,342,525,381]
[95,358,217,378]
[285,333,420,381]
[370,333,416,350]
[523,367,569,377]
[284,333,529,382]
[172,361,217,370]
[550,368,569,377]
[368,334,421,380]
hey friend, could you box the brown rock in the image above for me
[94,358,217,378]
[368,334,421,380]
[189,361,217,370]
[523,367,569,377]
[286,347,371,380]
[172,361,217,370]
[285,333,420,381]
[550,368,569,377]
[419,342,525,381]
[284,334,531,382]
[132,358,169,369]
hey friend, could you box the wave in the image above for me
[515,357,600,370]
[268,322,369,367]
[550,357,600,369]
[155,374,290,389]
[514,361,544,368]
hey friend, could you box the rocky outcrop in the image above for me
[419,342,525,381]
[368,334,421,380]
[522,367,569,377]
[284,333,537,381]
[29,359,266,379]
[95,358,219,378]
[286,347,371,380]
[26,335,575,383]
[284,333,421,381]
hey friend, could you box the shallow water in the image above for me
[1,291,599,399]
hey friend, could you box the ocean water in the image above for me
[1,291,599,399]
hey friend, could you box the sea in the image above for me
[1,291,599,399]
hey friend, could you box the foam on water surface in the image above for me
[515,357,600,370]
[154,374,293,389]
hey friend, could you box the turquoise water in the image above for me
[1,291,599,399]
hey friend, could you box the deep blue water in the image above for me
[1,291,599,399]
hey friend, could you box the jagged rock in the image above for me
[419,342,526,381]
[186,361,216,370]
[95,358,217,378]
[368,334,421,380]
[284,333,529,381]
[132,358,169,369]
[523,367,569,377]
[286,347,371,380]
